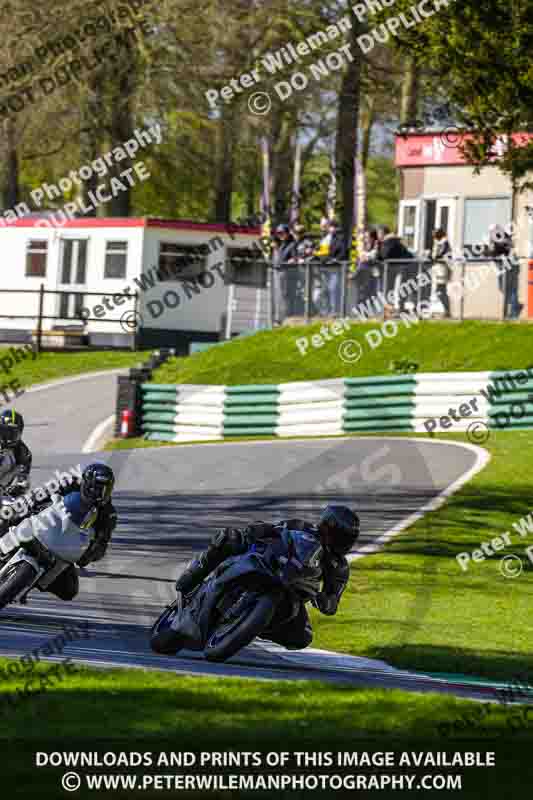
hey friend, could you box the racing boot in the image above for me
[175,528,246,595]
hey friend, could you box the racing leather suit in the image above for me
[0,480,117,600]
[0,441,32,496]
[48,493,117,600]
[175,519,350,650]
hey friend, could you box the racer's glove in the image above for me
[77,502,117,567]
[78,533,109,567]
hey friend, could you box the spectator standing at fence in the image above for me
[316,216,331,257]
[430,228,451,317]
[270,230,281,324]
[376,226,388,256]
[361,228,381,301]
[300,238,323,315]
[290,223,306,257]
[379,227,413,261]
[488,224,522,320]
[271,224,295,324]
[313,216,334,315]
[328,219,346,261]
[378,228,416,313]
[286,223,306,315]
[325,219,346,315]
[275,223,296,263]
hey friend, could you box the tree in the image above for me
[381,0,533,192]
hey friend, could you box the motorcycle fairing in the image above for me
[171,551,280,649]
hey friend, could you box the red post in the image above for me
[120,409,135,438]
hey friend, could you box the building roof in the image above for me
[0,216,261,234]
[395,131,533,168]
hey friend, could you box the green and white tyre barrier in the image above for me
[141,368,533,442]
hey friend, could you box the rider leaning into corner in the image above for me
[0,462,117,601]
[175,505,359,650]
[0,409,32,497]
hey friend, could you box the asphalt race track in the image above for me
[0,372,495,701]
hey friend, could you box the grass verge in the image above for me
[2,350,147,391]
[150,320,533,385]
[1,660,532,798]
[0,662,511,740]
[106,436,178,450]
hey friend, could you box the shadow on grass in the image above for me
[382,483,533,560]
[367,643,533,685]
[0,680,530,743]
[3,680,533,800]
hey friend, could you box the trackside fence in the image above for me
[0,283,139,351]
[271,257,526,324]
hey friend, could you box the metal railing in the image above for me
[270,257,527,324]
[271,261,348,323]
[0,284,139,351]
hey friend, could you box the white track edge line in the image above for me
[82,415,116,454]
[25,368,127,395]
[348,439,491,561]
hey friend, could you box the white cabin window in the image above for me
[463,197,512,253]
[226,246,266,287]
[104,241,128,279]
[158,243,208,280]
[25,240,48,277]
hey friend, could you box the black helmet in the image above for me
[275,223,290,235]
[318,505,359,555]
[0,409,24,448]
[80,463,115,506]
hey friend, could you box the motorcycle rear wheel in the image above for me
[0,562,37,609]
[204,592,279,663]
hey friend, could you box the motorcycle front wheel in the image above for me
[204,591,280,663]
[150,599,185,655]
[0,561,37,609]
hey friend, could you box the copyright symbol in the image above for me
[338,339,363,364]
[500,555,523,579]
[62,773,81,792]
[248,92,271,115]
[440,126,463,148]
[467,421,490,445]
[120,310,143,332]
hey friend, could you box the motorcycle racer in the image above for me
[0,462,116,600]
[174,505,359,650]
[0,409,32,497]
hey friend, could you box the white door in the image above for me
[436,199,456,250]
[57,238,88,321]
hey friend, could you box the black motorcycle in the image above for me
[150,526,323,663]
